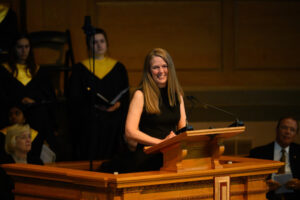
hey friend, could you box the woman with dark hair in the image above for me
[68,28,129,161]
[0,34,57,158]
[99,48,187,173]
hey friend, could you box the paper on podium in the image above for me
[273,173,293,194]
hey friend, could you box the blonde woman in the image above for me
[99,48,186,173]
[1,124,42,164]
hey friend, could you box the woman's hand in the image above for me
[95,102,121,112]
[106,101,121,112]
[22,97,35,104]
[162,131,176,142]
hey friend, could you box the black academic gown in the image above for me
[0,65,57,157]
[68,62,129,161]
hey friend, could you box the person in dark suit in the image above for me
[249,117,300,200]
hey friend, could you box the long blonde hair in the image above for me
[140,48,183,114]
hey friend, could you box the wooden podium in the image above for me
[145,126,246,172]
[1,127,284,200]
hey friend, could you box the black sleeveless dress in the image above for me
[99,87,180,173]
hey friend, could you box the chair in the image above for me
[29,30,75,98]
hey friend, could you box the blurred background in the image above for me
[2,0,300,160]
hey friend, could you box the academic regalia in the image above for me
[68,57,129,161]
[0,64,57,157]
[0,7,18,54]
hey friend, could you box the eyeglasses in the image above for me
[16,132,31,140]
[279,125,297,134]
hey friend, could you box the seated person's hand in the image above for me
[267,179,281,191]
[285,178,300,190]
[22,97,35,104]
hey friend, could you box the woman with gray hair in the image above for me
[1,124,42,164]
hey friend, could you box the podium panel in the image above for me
[1,156,282,200]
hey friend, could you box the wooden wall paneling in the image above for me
[24,0,300,87]
[235,0,300,70]
[95,0,222,86]
[26,0,90,63]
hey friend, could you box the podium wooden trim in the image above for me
[1,157,283,200]
[1,126,285,200]
[145,126,245,172]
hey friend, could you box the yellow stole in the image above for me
[0,5,9,24]
[0,126,38,142]
[81,57,117,79]
[2,63,36,86]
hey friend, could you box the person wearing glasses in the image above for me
[249,117,300,200]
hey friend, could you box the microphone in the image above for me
[186,95,244,127]
[82,16,95,36]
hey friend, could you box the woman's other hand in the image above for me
[106,101,120,112]
[162,131,176,142]
[22,97,35,104]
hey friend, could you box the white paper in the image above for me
[272,173,293,194]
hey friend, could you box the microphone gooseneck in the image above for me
[186,95,244,127]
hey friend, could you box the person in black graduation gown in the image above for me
[68,28,129,161]
[0,5,18,64]
[0,34,57,158]
[99,48,187,173]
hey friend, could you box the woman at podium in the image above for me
[99,48,187,173]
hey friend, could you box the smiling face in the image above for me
[15,130,32,154]
[15,38,30,64]
[150,56,168,88]
[276,118,298,148]
[90,33,107,59]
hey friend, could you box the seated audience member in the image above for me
[0,105,40,158]
[0,124,42,200]
[0,124,43,165]
[0,34,57,157]
[249,117,300,200]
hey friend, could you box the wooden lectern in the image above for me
[1,126,284,200]
[145,126,245,172]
